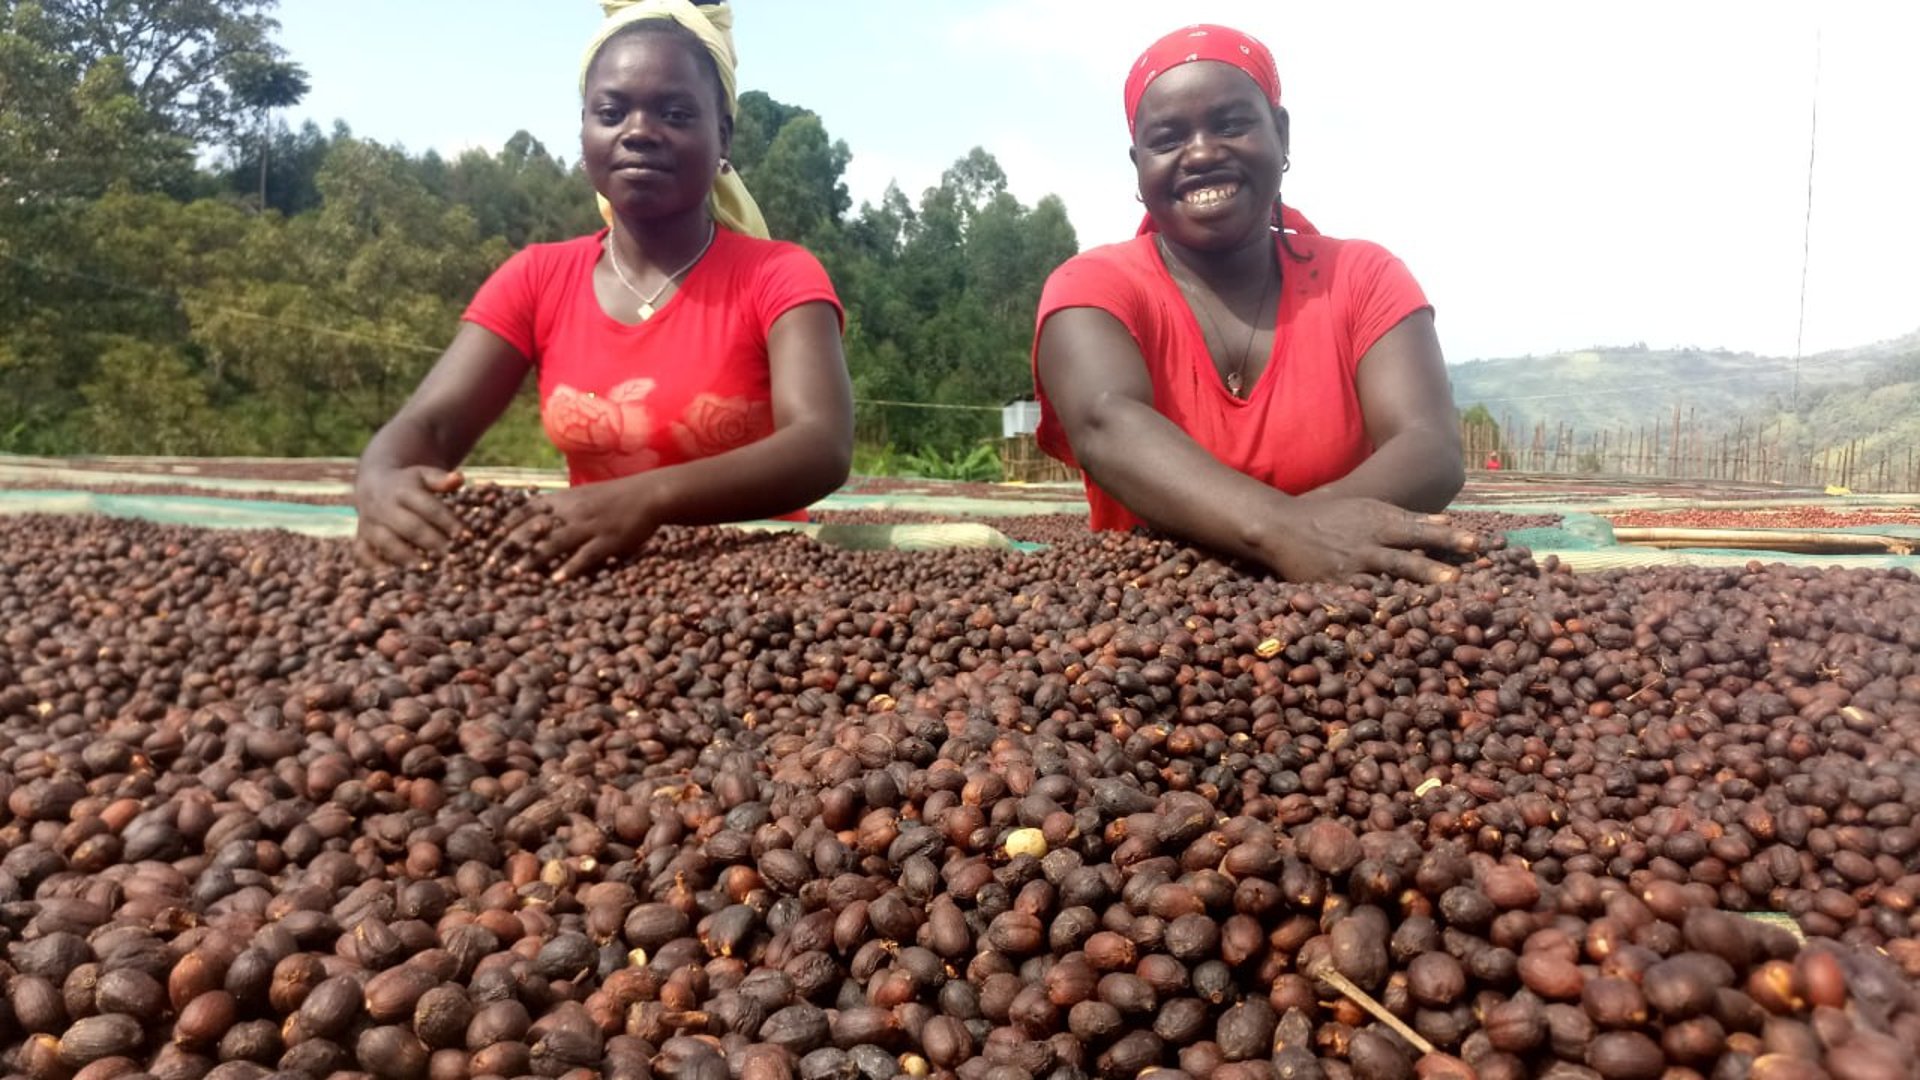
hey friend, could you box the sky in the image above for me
[274,1,1920,366]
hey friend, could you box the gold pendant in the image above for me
[637,302,655,321]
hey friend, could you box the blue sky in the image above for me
[276,1,1920,366]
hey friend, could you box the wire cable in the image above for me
[1791,26,1822,410]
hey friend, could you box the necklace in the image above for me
[1156,236,1276,399]
[605,222,716,321]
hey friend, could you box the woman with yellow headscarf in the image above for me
[354,1,853,580]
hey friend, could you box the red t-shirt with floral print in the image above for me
[462,227,842,514]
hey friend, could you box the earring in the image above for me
[718,158,733,175]
[1280,157,1291,174]
[1134,190,1145,203]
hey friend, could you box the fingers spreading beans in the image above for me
[0,484,1917,1080]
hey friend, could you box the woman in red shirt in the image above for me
[1033,24,1477,583]
[354,1,851,580]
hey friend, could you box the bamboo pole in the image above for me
[1671,403,1681,475]
[1611,528,1915,556]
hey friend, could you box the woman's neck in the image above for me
[610,210,715,275]
[1158,228,1277,295]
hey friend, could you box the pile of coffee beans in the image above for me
[2,485,1917,1080]
[805,510,1559,549]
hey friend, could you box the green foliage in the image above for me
[430,131,601,248]
[854,441,1003,483]
[44,0,299,146]
[731,91,808,175]
[1454,333,1920,473]
[824,144,1076,459]
[218,118,330,214]
[747,113,850,246]
[469,391,564,469]
[0,8,196,203]
[1451,334,1920,444]
[1460,403,1502,452]
[0,13,1080,470]
[79,337,218,454]
[897,443,1003,483]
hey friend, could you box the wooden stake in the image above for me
[1313,967,1437,1057]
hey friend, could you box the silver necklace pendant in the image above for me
[607,222,716,325]
[1226,372,1244,397]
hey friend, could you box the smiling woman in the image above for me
[1031,23,1476,584]
[351,0,852,580]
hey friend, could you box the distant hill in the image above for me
[1448,330,1920,463]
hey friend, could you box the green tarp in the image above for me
[4,470,1916,566]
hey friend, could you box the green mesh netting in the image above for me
[1500,512,1920,572]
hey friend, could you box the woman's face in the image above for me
[581,32,731,222]
[1130,62,1287,252]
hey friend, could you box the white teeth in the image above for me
[1182,184,1240,207]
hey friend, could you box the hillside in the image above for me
[1448,330,1920,461]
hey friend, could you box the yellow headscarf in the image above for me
[581,0,769,239]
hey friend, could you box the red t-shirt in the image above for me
[463,228,841,493]
[1032,232,1430,531]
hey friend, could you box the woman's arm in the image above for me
[628,300,853,522]
[1036,307,1475,583]
[1304,309,1466,511]
[353,323,532,565]
[507,300,852,578]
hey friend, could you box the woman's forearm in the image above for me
[358,412,467,476]
[622,419,852,526]
[1310,424,1464,512]
[1072,391,1303,564]
[358,326,533,479]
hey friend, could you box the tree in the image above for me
[80,337,217,454]
[42,0,296,147]
[939,147,1008,220]
[731,91,808,175]
[832,147,1077,457]
[0,56,1093,466]
[192,138,509,443]
[436,131,598,248]
[1461,403,1503,453]
[220,117,330,215]
[748,113,850,245]
[0,5,194,202]
[843,183,914,266]
[225,49,308,209]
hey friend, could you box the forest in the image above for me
[0,1,1079,474]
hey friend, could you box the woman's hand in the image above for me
[353,323,533,570]
[498,481,661,582]
[1261,497,1479,584]
[354,465,466,568]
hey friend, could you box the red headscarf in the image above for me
[1125,24,1318,238]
